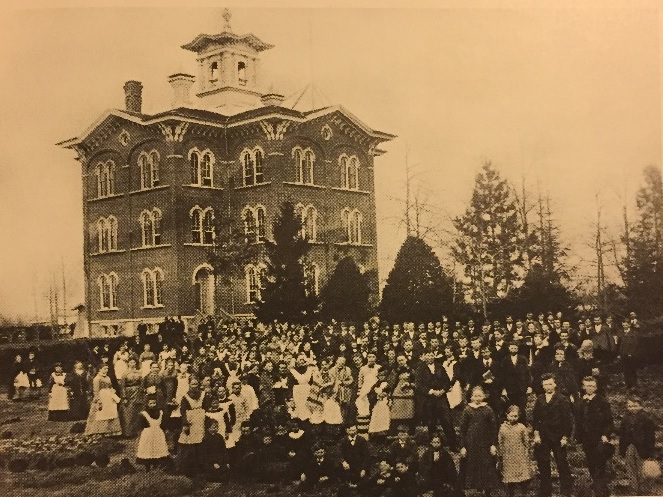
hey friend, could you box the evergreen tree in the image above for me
[254,201,316,323]
[452,161,526,316]
[624,165,663,318]
[319,256,372,322]
[380,236,455,323]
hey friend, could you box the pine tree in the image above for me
[320,256,372,322]
[452,161,525,317]
[380,236,455,323]
[254,201,316,323]
[624,165,663,318]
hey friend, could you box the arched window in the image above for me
[241,147,265,186]
[193,265,215,315]
[340,154,360,190]
[152,209,162,246]
[243,207,256,243]
[293,147,315,184]
[191,209,202,244]
[210,61,219,81]
[203,210,215,245]
[95,161,115,198]
[301,205,318,241]
[256,206,266,242]
[341,208,362,244]
[254,149,264,184]
[98,273,118,310]
[238,61,247,86]
[245,264,264,304]
[142,268,164,307]
[139,153,150,190]
[190,152,200,185]
[201,152,213,186]
[97,218,109,253]
[149,151,160,187]
[189,148,215,187]
[108,216,118,251]
[140,211,153,247]
[304,263,320,296]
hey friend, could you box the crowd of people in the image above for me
[5,311,659,497]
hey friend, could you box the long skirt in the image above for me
[48,384,70,421]
[85,389,122,436]
[119,386,144,437]
[137,425,169,460]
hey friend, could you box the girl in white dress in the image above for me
[85,364,122,436]
[136,396,170,471]
[368,373,391,443]
[47,363,70,421]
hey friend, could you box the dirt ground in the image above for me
[1,365,662,497]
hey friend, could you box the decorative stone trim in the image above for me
[88,193,124,202]
[158,122,190,143]
[129,185,170,195]
[329,187,371,195]
[130,244,172,251]
[321,124,333,140]
[235,181,271,190]
[118,129,130,146]
[283,182,326,190]
[259,120,290,141]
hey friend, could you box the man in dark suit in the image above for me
[501,341,531,422]
[575,376,614,497]
[338,424,371,488]
[490,328,509,366]
[532,373,574,497]
[479,346,503,413]
[414,352,458,449]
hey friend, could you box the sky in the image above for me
[0,1,661,322]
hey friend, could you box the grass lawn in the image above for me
[1,365,662,496]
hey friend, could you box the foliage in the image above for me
[206,207,260,282]
[490,263,577,320]
[319,256,372,322]
[452,162,526,316]
[254,201,317,323]
[623,165,663,319]
[380,236,455,323]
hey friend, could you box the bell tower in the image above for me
[181,9,274,114]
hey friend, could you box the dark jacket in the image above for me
[532,391,574,442]
[575,394,614,445]
[417,447,458,493]
[301,454,337,484]
[500,354,531,396]
[338,436,371,474]
[619,409,656,459]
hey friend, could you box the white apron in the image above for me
[48,373,69,411]
[96,388,120,421]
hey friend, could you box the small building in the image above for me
[57,12,394,337]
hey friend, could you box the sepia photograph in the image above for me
[0,1,662,496]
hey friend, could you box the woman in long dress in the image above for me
[67,361,91,421]
[178,376,206,476]
[47,363,70,421]
[136,396,170,471]
[459,385,502,496]
[85,364,122,436]
[119,357,144,437]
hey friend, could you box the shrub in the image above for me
[7,457,29,472]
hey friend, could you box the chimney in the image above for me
[123,80,143,113]
[168,73,195,108]
[261,92,285,107]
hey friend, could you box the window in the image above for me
[241,147,266,186]
[297,204,318,241]
[98,273,118,310]
[340,154,360,190]
[210,61,219,81]
[139,150,160,190]
[190,206,215,245]
[140,208,162,247]
[96,216,118,253]
[256,206,266,242]
[304,263,320,296]
[245,264,265,303]
[142,268,164,308]
[95,160,116,198]
[342,208,362,244]
[243,207,256,243]
[194,265,215,315]
[238,61,247,86]
[293,147,315,184]
[189,148,215,187]
[242,205,266,243]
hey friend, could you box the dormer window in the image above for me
[238,61,247,86]
[210,62,219,82]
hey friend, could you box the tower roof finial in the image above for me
[222,8,233,32]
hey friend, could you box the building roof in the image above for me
[56,104,395,149]
[181,31,274,53]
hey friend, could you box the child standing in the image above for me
[136,396,170,471]
[498,405,533,496]
[459,385,501,497]
[618,395,656,496]
[368,374,391,444]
